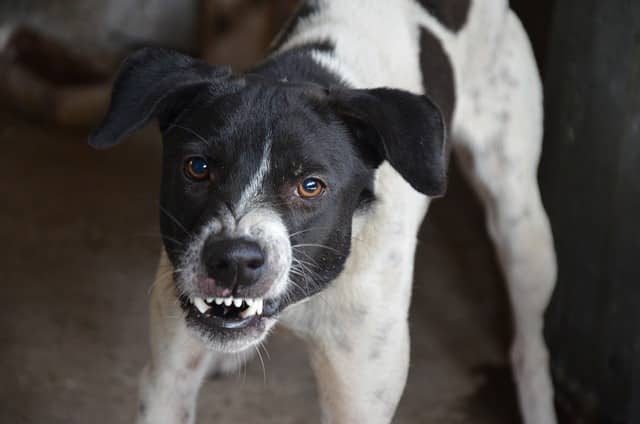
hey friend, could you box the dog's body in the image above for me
[91,0,557,423]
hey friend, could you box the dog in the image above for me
[90,0,557,422]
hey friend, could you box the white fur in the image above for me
[237,134,272,215]
[235,207,292,301]
[139,1,557,423]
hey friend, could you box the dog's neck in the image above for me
[250,42,352,89]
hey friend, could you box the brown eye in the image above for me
[297,177,325,199]
[185,157,210,181]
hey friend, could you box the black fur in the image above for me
[419,27,456,128]
[416,0,471,33]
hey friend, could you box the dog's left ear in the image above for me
[328,88,447,197]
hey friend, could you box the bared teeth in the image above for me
[193,297,210,314]
[240,298,264,318]
[193,296,265,318]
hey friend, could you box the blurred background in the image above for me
[1,0,638,423]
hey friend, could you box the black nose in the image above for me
[203,238,265,288]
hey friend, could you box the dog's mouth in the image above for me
[179,294,280,330]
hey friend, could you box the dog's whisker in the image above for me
[259,341,271,361]
[292,253,321,269]
[147,267,183,297]
[254,344,267,384]
[159,236,185,246]
[158,205,191,237]
[292,243,341,254]
[292,260,324,282]
[287,263,333,310]
[288,226,333,239]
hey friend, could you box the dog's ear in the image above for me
[89,47,232,149]
[327,88,447,197]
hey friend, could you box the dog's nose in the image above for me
[203,239,265,288]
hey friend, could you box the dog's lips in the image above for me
[179,295,280,331]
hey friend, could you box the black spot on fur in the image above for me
[498,110,510,123]
[419,27,456,128]
[181,408,191,423]
[328,315,353,353]
[369,326,390,360]
[417,0,470,32]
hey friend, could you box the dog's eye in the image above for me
[297,177,325,199]
[185,157,210,181]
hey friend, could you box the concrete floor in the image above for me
[0,110,519,423]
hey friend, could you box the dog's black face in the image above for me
[90,48,447,351]
[157,81,375,350]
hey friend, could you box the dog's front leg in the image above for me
[310,317,409,424]
[286,283,412,424]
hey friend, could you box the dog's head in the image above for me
[90,48,446,352]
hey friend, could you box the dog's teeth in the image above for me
[233,298,243,307]
[256,298,263,315]
[224,297,233,307]
[245,299,254,306]
[214,298,224,305]
[193,297,210,314]
[240,301,258,319]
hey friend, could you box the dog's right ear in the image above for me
[89,47,232,149]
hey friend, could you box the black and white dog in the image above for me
[90,0,557,422]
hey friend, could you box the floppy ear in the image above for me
[328,88,447,197]
[89,47,232,149]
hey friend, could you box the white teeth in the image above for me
[193,297,210,314]
[195,296,265,317]
[240,300,258,318]
[239,298,265,319]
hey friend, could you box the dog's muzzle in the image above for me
[176,208,292,350]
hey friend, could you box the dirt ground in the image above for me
[0,110,520,423]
